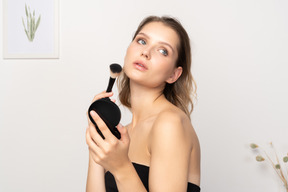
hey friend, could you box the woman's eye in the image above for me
[159,49,168,56]
[137,39,146,45]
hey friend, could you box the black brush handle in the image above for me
[106,77,116,93]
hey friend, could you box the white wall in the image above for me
[1,0,288,191]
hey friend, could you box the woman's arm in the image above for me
[86,150,106,192]
[86,91,114,192]
[87,111,147,192]
[110,160,147,192]
[148,111,192,192]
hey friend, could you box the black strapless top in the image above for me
[105,162,200,192]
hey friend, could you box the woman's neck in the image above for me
[129,81,165,127]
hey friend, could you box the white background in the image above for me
[1,0,288,191]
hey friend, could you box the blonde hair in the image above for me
[118,16,197,116]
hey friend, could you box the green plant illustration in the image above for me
[22,4,41,42]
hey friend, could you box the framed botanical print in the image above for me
[3,0,59,59]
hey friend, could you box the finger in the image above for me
[117,123,129,143]
[92,91,113,102]
[86,127,99,150]
[86,129,104,163]
[87,91,114,123]
[87,119,106,144]
[86,126,106,152]
[90,110,115,142]
[87,111,96,125]
[86,111,95,126]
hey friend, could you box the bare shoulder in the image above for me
[153,106,193,133]
[149,106,194,149]
[147,105,201,187]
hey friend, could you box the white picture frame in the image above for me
[3,0,59,59]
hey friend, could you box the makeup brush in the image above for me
[88,63,122,139]
[106,63,122,93]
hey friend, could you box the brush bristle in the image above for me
[110,63,122,78]
[110,63,122,73]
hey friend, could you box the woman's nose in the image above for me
[141,48,151,59]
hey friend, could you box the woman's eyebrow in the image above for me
[137,32,175,53]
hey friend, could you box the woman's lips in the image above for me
[133,61,148,71]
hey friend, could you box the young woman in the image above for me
[86,16,201,192]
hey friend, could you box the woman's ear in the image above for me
[166,66,183,84]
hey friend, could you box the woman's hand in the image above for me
[86,91,131,175]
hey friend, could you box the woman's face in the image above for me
[124,21,181,89]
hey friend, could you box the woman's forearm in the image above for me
[86,153,106,192]
[113,162,147,192]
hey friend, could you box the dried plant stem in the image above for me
[272,144,288,190]
[262,146,288,191]
[251,143,288,191]
[272,145,288,183]
[264,150,287,185]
